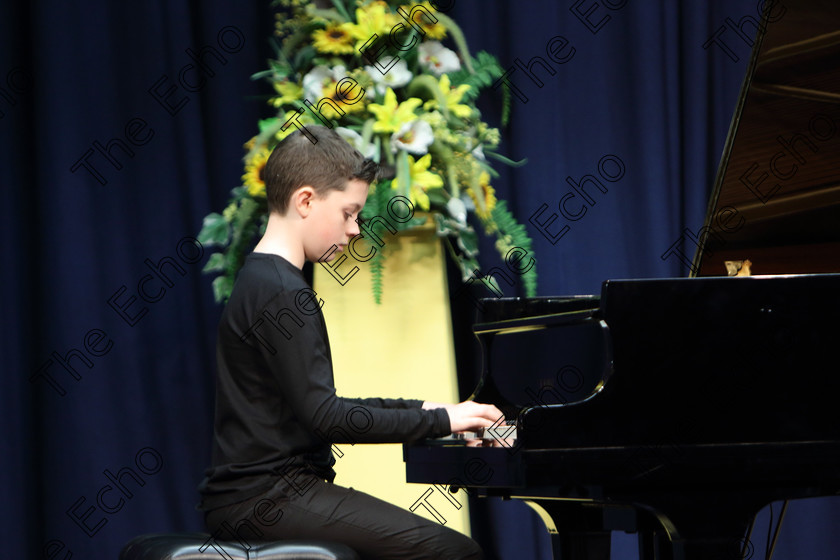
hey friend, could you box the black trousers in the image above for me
[204,471,483,560]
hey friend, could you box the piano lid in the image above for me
[692,0,840,277]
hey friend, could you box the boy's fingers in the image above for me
[472,417,495,428]
[480,405,503,421]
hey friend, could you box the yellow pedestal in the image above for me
[313,223,470,535]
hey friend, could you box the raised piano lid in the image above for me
[692,0,840,277]
[472,295,601,327]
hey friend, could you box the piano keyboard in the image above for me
[435,423,518,447]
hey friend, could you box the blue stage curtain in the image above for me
[3,1,838,559]
[2,0,274,557]
[448,1,840,559]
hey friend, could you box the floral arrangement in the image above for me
[198,0,537,303]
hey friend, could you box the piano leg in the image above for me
[638,529,676,560]
[523,501,612,560]
[524,497,754,560]
[634,494,762,560]
[635,524,748,559]
[638,530,656,559]
[556,531,612,560]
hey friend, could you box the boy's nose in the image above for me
[347,221,361,237]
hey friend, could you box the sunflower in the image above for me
[312,24,354,55]
[243,148,271,197]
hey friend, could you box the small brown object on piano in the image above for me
[724,259,752,276]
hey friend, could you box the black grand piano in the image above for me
[404,1,840,558]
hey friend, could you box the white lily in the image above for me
[365,59,412,95]
[390,119,434,155]
[418,41,461,76]
[471,144,486,161]
[336,127,379,160]
[446,197,468,225]
[302,65,347,101]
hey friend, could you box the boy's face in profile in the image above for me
[304,178,369,263]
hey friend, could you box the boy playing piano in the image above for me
[198,125,501,559]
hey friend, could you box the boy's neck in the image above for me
[253,212,305,269]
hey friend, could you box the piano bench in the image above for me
[118,532,360,560]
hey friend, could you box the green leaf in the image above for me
[202,252,227,273]
[250,68,277,81]
[330,0,352,22]
[484,150,528,167]
[197,213,230,246]
[293,45,316,73]
[279,28,310,67]
[458,228,479,258]
[406,74,447,109]
[395,150,411,199]
[426,188,448,207]
[254,118,288,151]
[212,275,234,304]
[308,7,345,22]
[361,117,375,151]
[401,215,427,230]
[258,117,280,134]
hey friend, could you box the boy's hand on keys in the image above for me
[445,400,504,434]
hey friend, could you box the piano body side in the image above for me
[520,274,840,452]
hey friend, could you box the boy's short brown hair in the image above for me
[263,125,379,214]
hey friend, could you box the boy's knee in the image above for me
[436,527,483,559]
[459,538,484,559]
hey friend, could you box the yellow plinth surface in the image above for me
[313,223,470,535]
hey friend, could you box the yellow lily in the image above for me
[391,153,443,211]
[343,2,398,50]
[424,74,472,118]
[367,88,423,133]
[400,2,447,40]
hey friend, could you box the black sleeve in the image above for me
[244,291,451,443]
[344,397,424,409]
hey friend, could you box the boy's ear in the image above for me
[291,185,317,217]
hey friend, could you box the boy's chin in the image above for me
[310,244,346,263]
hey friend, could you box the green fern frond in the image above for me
[501,80,511,126]
[447,51,504,102]
[370,250,384,304]
[361,184,397,303]
[487,200,538,297]
[210,196,266,303]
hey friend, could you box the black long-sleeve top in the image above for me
[198,253,451,511]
